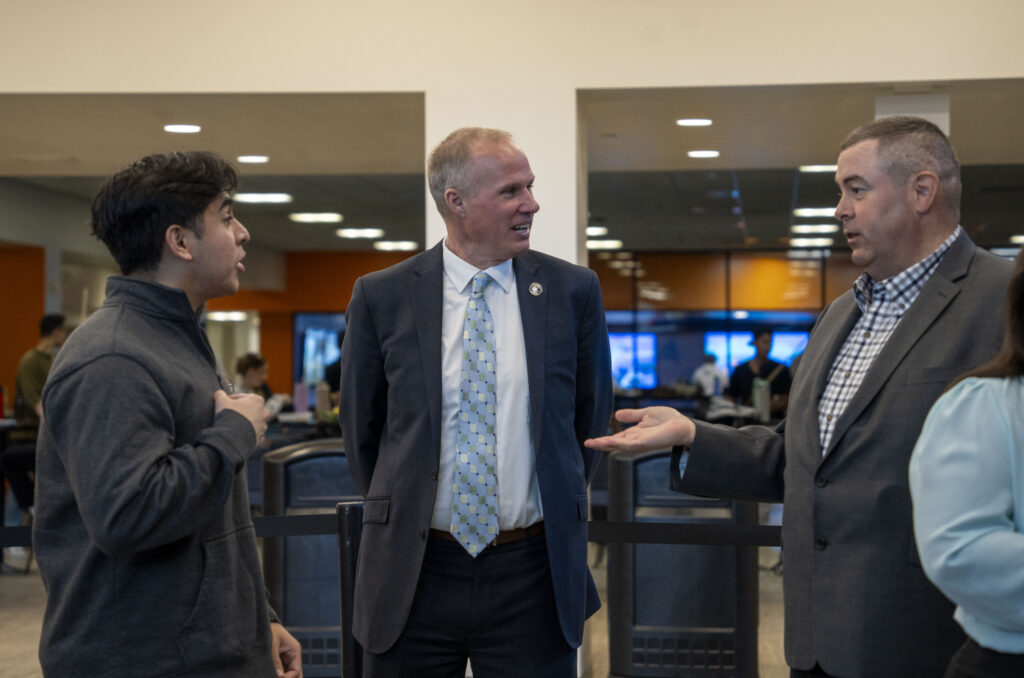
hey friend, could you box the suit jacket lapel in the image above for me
[824,233,973,457]
[514,251,548,452]
[411,243,445,456]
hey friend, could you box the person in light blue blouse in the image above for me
[910,249,1024,678]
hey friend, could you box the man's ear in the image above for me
[444,188,465,217]
[164,224,195,262]
[911,171,940,214]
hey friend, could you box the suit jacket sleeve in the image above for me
[339,276,388,497]
[672,418,786,502]
[575,271,613,484]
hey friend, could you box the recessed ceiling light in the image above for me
[373,240,418,251]
[1011,235,1024,245]
[586,239,623,250]
[676,118,713,127]
[586,226,608,237]
[799,164,838,173]
[336,228,385,239]
[237,155,269,164]
[688,150,720,159]
[290,212,343,224]
[793,207,835,218]
[791,237,835,248]
[791,224,839,234]
[206,311,247,322]
[163,124,201,134]
[234,193,292,204]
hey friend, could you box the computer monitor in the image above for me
[704,330,808,372]
[292,313,346,393]
[609,332,657,389]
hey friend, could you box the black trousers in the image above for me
[0,443,35,510]
[944,638,1024,678]
[363,530,575,678]
[790,665,834,677]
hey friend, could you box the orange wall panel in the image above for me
[207,250,415,392]
[729,254,823,310]
[0,245,46,412]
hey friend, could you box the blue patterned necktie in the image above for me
[450,271,499,556]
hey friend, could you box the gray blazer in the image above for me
[339,242,613,654]
[674,232,1012,677]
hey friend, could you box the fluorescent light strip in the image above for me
[234,193,293,204]
[206,311,247,322]
[587,239,623,250]
[290,212,343,223]
[799,164,838,173]
[337,228,385,239]
[676,118,713,127]
[164,124,201,134]
[374,241,418,251]
[793,207,835,218]
[237,155,269,164]
[1011,235,1024,245]
[586,226,608,237]
[790,237,834,248]
[687,150,720,159]
[791,224,839,234]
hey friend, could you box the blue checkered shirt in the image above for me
[817,227,962,454]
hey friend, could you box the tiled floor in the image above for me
[0,547,785,678]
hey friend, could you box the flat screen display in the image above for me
[704,330,808,372]
[609,332,657,389]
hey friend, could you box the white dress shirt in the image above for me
[431,241,543,531]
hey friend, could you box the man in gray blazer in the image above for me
[340,127,612,677]
[586,116,1013,678]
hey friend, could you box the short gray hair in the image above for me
[841,115,961,215]
[427,127,515,218]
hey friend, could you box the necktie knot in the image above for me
[471,271,490,299]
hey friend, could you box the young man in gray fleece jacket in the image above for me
[32,151,303,678]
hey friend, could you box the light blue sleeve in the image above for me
[909,377,1024,632]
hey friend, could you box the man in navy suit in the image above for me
[339,127,613,677]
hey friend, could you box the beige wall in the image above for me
[3,0,1024,262]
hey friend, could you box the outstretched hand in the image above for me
[584,406,695,453]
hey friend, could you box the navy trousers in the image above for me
[363,530,575,678]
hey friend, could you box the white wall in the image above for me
[3,0,1024,263]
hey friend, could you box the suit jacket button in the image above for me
[431,470,438,481]
[815,477,828,488]
[420,529,427,540]
[814,538,827,550]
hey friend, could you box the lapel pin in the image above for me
[529,282,543,296]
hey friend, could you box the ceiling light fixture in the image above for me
[687,150,720,159]
[234,193,292,204]
[206,311,247,322]
[163,124,201,134]
[290,212,343,224]
[1011,235,1024,245]
[799,164,838,173]
[793,207,835,218]
[790,237,834,248]
[336,228,385,239]
[586,226,608,237]
[587,239,624,250]
[373,240,418,251]
[676,118,713,127]
[237,155,269,164]
[791,224,839,234]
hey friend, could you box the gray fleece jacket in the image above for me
[33,276,278,678]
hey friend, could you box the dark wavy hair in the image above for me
[91,151,238,275]
[959,250,1024,381]
[234,353,266,376]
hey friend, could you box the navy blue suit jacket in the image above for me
[339,242,613,653]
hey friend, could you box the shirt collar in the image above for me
[853,225,961,310]
[442,238,514,294]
